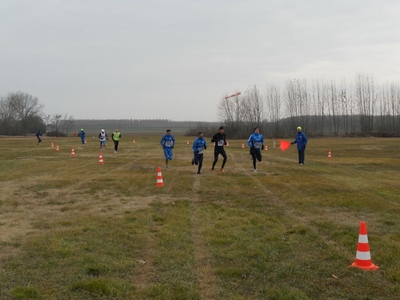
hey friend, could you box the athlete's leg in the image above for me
[212,150,219,170]
[221,150,227,169]
[198,154,203,174]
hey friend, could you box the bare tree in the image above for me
[0,97,17,135]
[8,92,44,135]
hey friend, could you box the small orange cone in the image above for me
[156,167,164,187]
[186,140,189,145]
[265,145,268,151]
[85,139,87,144]
[56,145,60,152]
[98,152,104,164]
[71,148,76,157]
[350,221,379,271]
[51,142,54,148]
[133,139,136,144]
[328,150,332,158]
[226,141,229,147]
[241,142,244,148]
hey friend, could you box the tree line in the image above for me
[0,92,73,136]
[218,74,400,138]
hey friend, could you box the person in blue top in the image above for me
[160,129,175,168]
[191,131,207,174]
[35,130,42,145]
[291,126,308,165]
[247,127,264,172]
[79,128,86,145]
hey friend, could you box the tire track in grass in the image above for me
[190,174,219,300]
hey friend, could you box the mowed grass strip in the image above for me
[0,136,400,299]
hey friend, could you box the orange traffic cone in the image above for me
[133,139,136,144]
[56,145,60,152]
[350,222,379,270]
[51,142,54,148]
[265,145,268,151]
[241,142,244,148]
[85,139,87,144]
[98,152,104,164]
[186,140,189,145]
[71,148,76,157]
[328,150,332,158]
[226,141,229,147]
[156,167,164,187]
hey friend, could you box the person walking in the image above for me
[247,127,264,172]
[98,129,108,151]
[160,129,175,168]
[291,126,308,165]
[35,130,42,145]
[112,129,122,153]
[79,128,85,145]
[211,126,227,172]
[192,131,207,174]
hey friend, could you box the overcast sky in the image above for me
[1,0,399,121]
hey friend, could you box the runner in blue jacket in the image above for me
[160,129,175,168]
[192,131,207,174]
[247,127,264,172]
[291,126,308,165]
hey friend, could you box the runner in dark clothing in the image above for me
[35,130,42,145]
[211,126,227,172]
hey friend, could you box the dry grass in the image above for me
[0,135,400,299]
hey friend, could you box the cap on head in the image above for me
[297,126,302,130]
[101,129,105,132]
[81,128,84,131]
[219,126,224,130]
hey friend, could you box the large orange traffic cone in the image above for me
[71,148,76,157]
[98,152,104,164]
[156,167,164,187]
[350,222,379,270]
[328,150,332,158]
[241,142,244,148]
[56,145,60,152]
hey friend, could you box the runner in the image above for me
[35,130,42,145]
[247,127,264,172]
[160,129,175,168]
[112,129,122,153]
[192,131,207,174]
[211,126,227,172]
[79,128,85,145]
[98,129,108,151]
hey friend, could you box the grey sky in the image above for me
[1,0,399,121]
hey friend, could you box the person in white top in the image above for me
[98,129,108,151]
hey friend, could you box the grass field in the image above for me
[0,135,399,300]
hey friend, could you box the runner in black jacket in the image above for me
[211,126,227,172]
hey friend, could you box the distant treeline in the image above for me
[218,74,400,138]
[72,119,220,135]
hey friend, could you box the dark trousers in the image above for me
[212,149,227,169]
[192,153,204,173]
[114,140,119,151]
[81,137,85,144]
[250,148,262,169]
[298,150,305,164]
